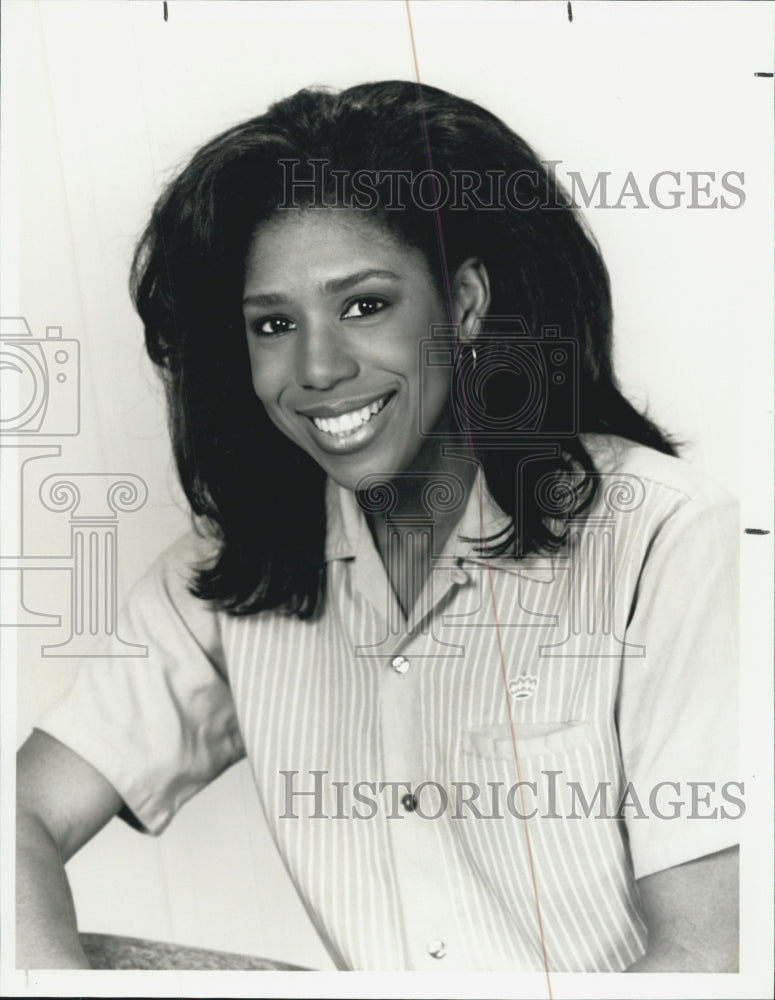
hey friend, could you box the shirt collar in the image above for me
[324,472,555,582]
[324,476,365,562]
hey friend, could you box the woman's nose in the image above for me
[296,324,359,390]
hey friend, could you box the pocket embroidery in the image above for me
[508,675,538,700]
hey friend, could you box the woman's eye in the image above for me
[341,296,387,320]
[255,316,297,336]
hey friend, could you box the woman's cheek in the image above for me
[247,354,280,406]
[262,400,301,447]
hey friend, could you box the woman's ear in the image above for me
[453,258,491,343]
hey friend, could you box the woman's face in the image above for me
[242,210,456,491]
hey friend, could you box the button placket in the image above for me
[378,648,456,968]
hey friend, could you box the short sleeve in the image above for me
[616,488,739,880]
[35,532,245,835]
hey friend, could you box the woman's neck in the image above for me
[361,451,477,618]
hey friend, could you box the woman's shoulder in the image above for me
[128,526,220,612]
[581,433,735,511]
[154,526,220,569]
[578,434,738,573]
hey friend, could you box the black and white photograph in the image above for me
[1,2,773,997]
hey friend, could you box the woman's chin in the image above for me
[315,454,400,494]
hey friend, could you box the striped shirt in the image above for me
[39,434,740,971]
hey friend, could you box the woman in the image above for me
[17,81,739,972]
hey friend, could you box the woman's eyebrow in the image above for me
[322,268,401,294]
[242,291,287,307]
[242,269,402,308]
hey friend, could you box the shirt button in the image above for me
[451,568,468,585]
[427,939,446,959]
[401,793,418,812]
[391,655,410,674]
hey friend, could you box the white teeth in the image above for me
[311,394,389,436]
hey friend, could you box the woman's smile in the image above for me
[299,389,397,452]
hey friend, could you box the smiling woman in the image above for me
[16,80,739,973]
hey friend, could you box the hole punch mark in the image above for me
[744,528,770,535]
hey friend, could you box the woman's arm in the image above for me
[16,731,123,969]
[626,846,739,972]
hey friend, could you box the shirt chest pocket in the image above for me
[461,720,595,763]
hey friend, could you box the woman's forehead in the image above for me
[244,209,426,286]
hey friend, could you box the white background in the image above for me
[2,0,773,995]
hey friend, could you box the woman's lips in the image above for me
[303,391,396,454]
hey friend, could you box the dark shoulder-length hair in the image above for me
[131,80,676,619]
